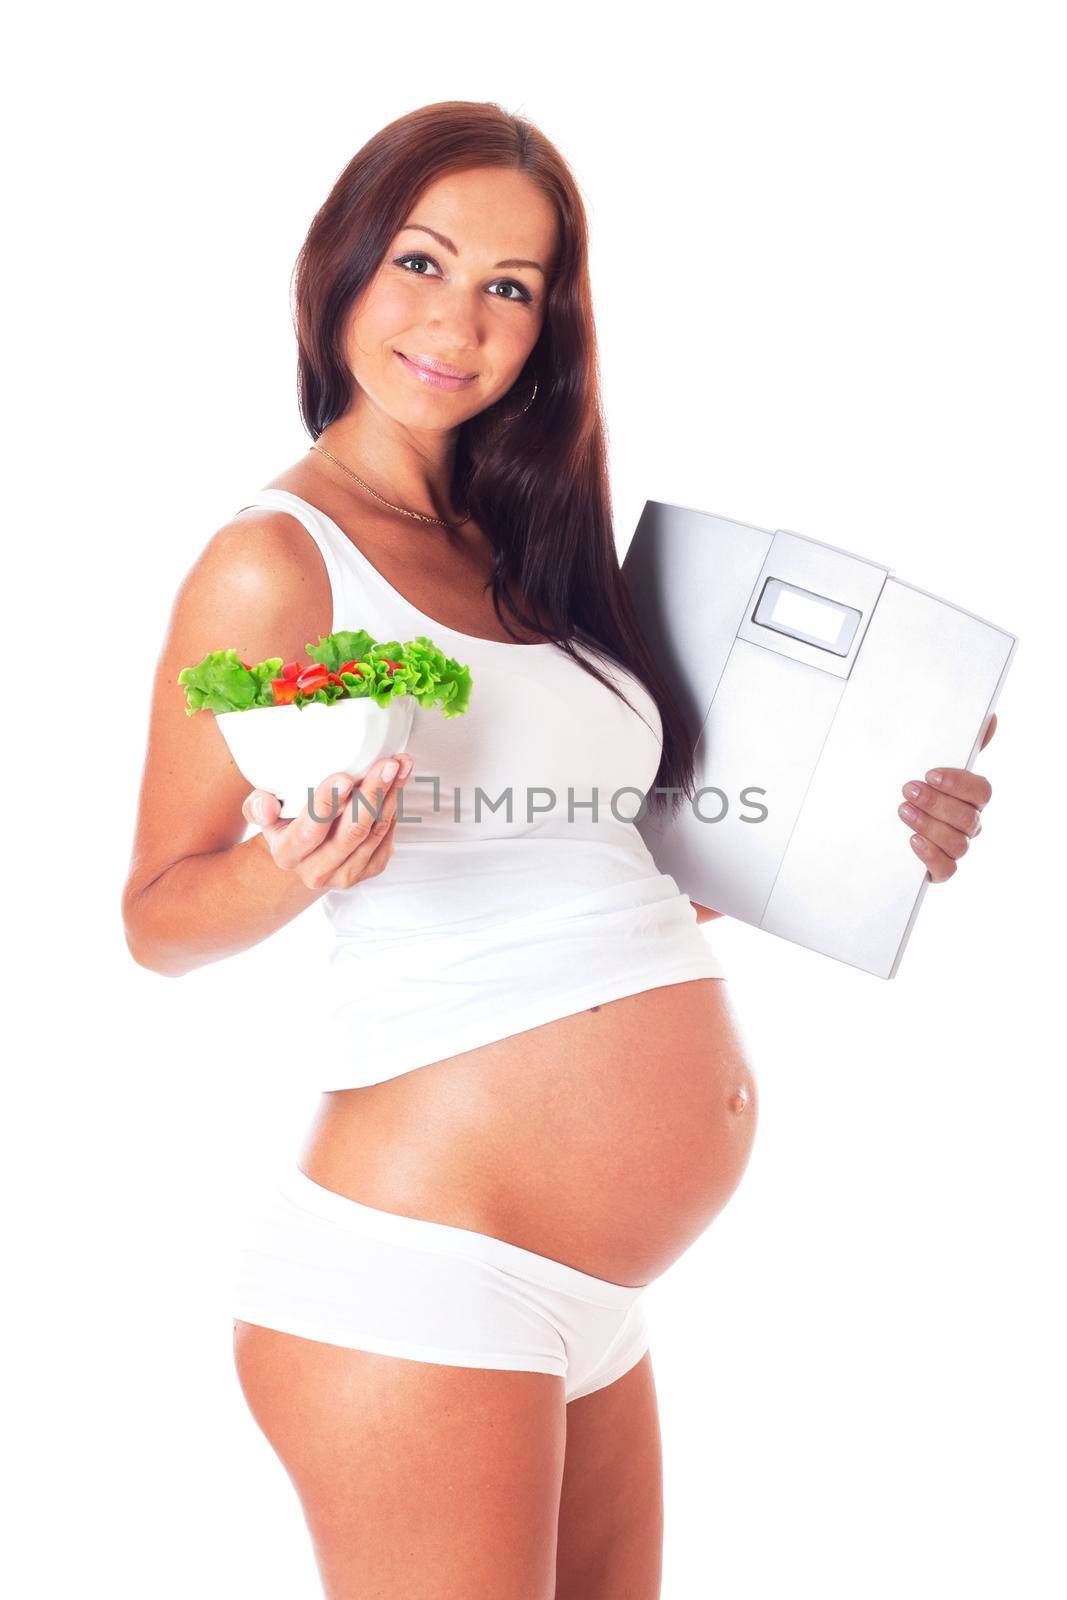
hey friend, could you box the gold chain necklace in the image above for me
[309,443,470,530]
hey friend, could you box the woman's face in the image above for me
[343,166,558,430]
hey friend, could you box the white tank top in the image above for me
[236,488,726,1089]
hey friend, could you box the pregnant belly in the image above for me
[297,978,758,1287]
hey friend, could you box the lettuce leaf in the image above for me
[304,629,377,673]
[176,650,282,716]
[400,636,473,717]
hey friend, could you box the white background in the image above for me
[6,2,1064,1595]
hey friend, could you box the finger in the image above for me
[270,769,359,869]
[979,712,997,752]
[243,788,276,826]
[297,755,410,882]
[907,831,957,883]
[341,757,410,850]
[922,767,993,809]
[899,779,983,838]
[329,809,400,889]
[898,801,972,863]
[244,788,289,842]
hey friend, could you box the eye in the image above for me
[393,252,439,278]
[392,252,533,305]
[489,280,532,304]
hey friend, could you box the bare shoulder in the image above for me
[169,502,340,675]
[185,506,330,626]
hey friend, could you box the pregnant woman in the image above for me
[121,102,996,1599]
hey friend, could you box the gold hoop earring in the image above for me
[498,378,538,423]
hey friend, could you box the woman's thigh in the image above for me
[556,1349,664,1600]
[232,1320,567,1599]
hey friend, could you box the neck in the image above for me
[314,396,464,524]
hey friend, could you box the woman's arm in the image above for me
[121,512,333,978]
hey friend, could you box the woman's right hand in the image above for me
[241,751,413,891]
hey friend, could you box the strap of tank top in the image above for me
[233,488,348,633]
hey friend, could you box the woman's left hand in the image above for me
[897,715,998,883]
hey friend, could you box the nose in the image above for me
[422,287,483,360]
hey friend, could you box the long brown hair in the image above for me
[293,100,696,816]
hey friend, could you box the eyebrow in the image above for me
[398,222,546,278]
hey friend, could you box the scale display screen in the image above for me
[753,578,862,656]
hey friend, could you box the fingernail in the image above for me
[927,772,943,786]
[900,803,917,822]
[912,835,929,852]
[905,784,922,800]
[250,795,266,822]
[381,759,399,782]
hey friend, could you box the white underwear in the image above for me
[229,1164,650,1405]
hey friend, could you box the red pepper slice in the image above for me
[295,664,329,692]
[326,672,345,687]
[239,660,253,671]
[280,660,302,681]
[271,678,300,705]
[338,660,363,678]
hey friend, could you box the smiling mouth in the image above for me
[396,350,478,380]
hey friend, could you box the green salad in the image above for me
[178,629,472,717]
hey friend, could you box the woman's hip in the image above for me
[229,1164,651,1406]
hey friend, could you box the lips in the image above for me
[397,350,477,379]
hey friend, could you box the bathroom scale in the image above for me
[620,500,1017,978]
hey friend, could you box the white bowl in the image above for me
[216,694,416,819]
